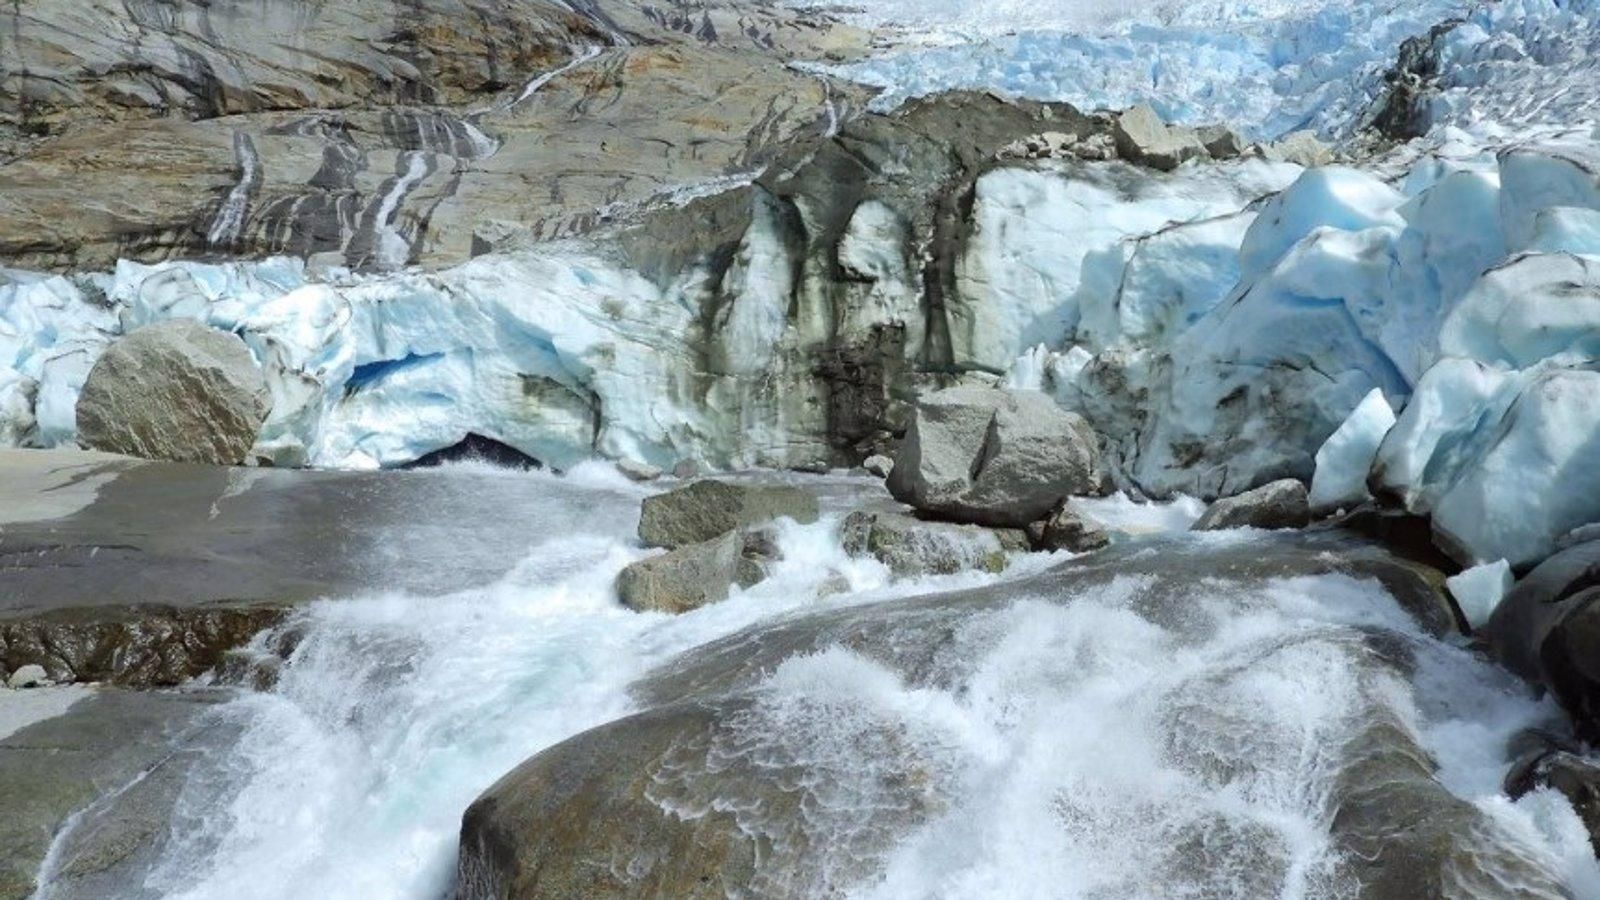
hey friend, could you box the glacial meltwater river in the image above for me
[29,466,1600,899]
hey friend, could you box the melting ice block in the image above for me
[1308,388,1396,513]
[1446,559,1514,631]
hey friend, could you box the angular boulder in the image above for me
[75,320,269,465]
[887,386,1103,528]
[1197,124,1244,160]
[1112,104,1207,172]
[638,481,820,549]
[839,511,1012,578]
[615,532,743,615]
[1192,479,1311,532]
[1263,130,1334,168]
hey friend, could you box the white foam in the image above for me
[109,487,1048,900]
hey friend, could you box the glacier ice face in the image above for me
[1369,356,1521,516]
[794,0,1475,139]
[1308,387,1395,513]
[795,0,1600,141]
[1438,253,1600,370]
[1431,366,1600,568]
[952,159,1300,372]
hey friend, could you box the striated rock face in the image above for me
[0,0,869,272]
[456,534,1530,900]
[75,320,270,465]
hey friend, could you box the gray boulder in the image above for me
[840,511,1012,577]
[1197,124,1244,160]
[887,386,1103,528]
[75,320,270,466]
[1192,479,1311,531]
[616,532,743,615]
[1027,502,1111,553]
[1263,130,1335,167]
[638,481,820,549]
[1112,104,1207,172]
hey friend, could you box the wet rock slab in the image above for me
[0,688,227,900]
[0,449,611,685]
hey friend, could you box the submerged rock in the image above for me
[1192,480,1311,532]
[1027,502,1112,553]
[1505,748,1600,853]
[75,320,269,466]
[887,386,1102,528]
[637,481,820,550]
[615,532,743,615]
[839,511,1010,577]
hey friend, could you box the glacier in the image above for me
[3,0,1600,571]
[794,0,1600,140]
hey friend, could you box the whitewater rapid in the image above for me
[31,466,1055,900]
[30,466,1600,900]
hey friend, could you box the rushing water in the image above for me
[31,466,1600,899]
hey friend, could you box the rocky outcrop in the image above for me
[75,320,270,465]
[887,386,1103,528]
[1192,479,1311,532]
[0,1,870,272]
[457,534,1487,900]
[0,606,286,688]
[637,481,819,549]
[616,532,744,614]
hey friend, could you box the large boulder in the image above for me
[74,320,269,465]
[1192,479,1311,532]
[1111,104,1207,172]
[1483,540,1600,740]
[638,481,820,549]
[887,386,1103,528]
[615,532,743,615]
